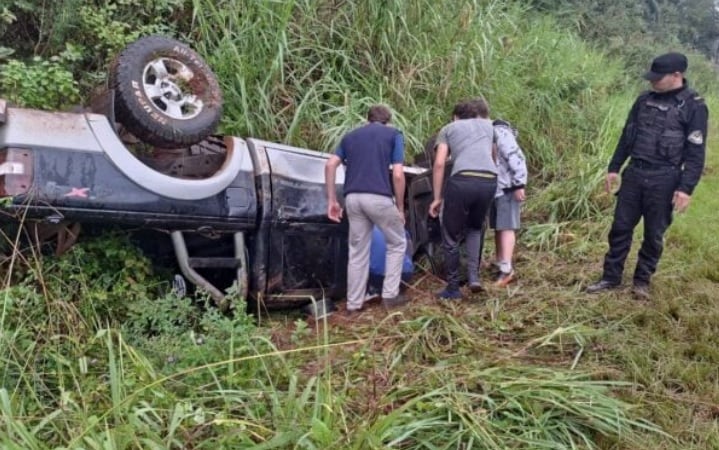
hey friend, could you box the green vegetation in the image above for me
[2,0,719,448]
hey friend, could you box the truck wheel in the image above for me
[109,35,223,148]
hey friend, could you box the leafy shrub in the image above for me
[0,57,80,109]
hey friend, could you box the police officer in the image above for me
[586,52,708,299]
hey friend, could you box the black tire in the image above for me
[109,36,223,148]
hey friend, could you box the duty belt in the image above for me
[457,170,497,179]
[629,159,676,170]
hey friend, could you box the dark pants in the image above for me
[441,173,497,290]
[602,164,680,285]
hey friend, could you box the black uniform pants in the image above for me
[441,173,497,290]
[602,164,680,285]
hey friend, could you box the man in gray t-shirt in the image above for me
[429,99,497,300]
[437,117,496,176]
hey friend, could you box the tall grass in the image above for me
[188,0,625,221]
[3,0,719,448]
[355,366,666,449]
[187,0,715,231]
[0,229,670,448]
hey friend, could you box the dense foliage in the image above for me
[528,0,719,60]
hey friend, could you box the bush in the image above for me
[0,57,80,109]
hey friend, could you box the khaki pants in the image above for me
[345,193,406,310]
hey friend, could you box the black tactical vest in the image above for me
[631,88,695,166]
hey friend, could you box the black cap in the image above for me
[643,52,688,81]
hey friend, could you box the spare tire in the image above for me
[109,36,223,148]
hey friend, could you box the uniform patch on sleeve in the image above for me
[688,130,704,145]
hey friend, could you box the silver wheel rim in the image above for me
[142,57,204,120]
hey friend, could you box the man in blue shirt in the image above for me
[325,105,408,314]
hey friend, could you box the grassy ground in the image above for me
[257,99,719,449]
[1,102,715,449]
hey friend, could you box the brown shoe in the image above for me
[631,283,651,301]
[585,279,620,294]
[495,270,515,287]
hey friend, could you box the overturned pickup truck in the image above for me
[0,36,439,310]
[0,94,437,310]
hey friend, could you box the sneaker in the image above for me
[344,306,363,317]
[382,293,408,309]
[364,291,380,302]
[481,260,501,275]
[437,288,462,300]
[495,270,515,287]
[468,281,485,293]
[585,279,620,294]
[631,283,651,301]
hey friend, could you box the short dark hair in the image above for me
[452,101,479,119]
[452,98,490,120]
[367,105,392,124]
[472,97,490,118]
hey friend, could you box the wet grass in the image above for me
[269,188,719,449]
[2,221,704,448]
[260,101,719,447]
